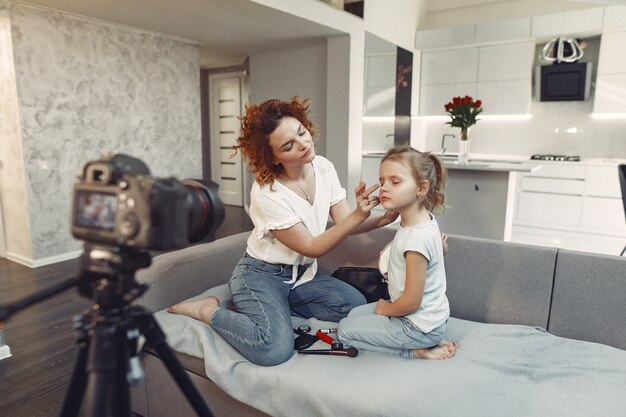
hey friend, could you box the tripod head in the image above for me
[76,244,152,309]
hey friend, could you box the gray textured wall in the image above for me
[1,2,202,262]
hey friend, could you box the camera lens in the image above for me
[182,179,225,243]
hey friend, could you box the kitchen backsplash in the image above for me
[420,37,625,159]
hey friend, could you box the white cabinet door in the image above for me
[563,8,604,36]
[585,166,622,198]
[415,25,476,50]
[580,197,625,231]
[516,192,583,226]
[367,54,396,87]
[525,164,586,179]
[365,86,395,117]
[420,48,478,85]
[597,31,626,75]
[603,6,626,31]
[419,83,477,116]
[364,54,396,116]
[475,18,531,44]
[531,13,563,39]
[477,80,531,115]
[520,177,585,195]
[478,42,534,81]
[593,74,626,113]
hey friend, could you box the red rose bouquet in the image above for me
[444,96,483,140]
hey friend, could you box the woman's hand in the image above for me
[354,180,380,218]
[441,232,449,255]
[382,209,399,225]
[375,299,390,315]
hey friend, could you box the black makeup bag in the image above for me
[332,267,389,304]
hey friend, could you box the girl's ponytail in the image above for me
[427,153,447,215]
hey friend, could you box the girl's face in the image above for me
[268,117,315,169]
[378,159,421,212]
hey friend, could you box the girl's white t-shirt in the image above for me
[246,155,346,287]
[384,215,450,333]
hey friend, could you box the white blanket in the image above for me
[153,288,626,417]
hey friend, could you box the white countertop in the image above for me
[443,160,542,173]
[362,151,626,168]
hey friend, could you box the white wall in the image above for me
[364,0,424,51]
[249,40,328,153]
[0,7,32,261]
[1,2,202,265]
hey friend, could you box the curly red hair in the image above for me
[233,96,317,187]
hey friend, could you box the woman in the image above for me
[168,96,397,366]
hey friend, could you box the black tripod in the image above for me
[0,245,214,417]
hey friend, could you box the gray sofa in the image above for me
[131,228,626,417]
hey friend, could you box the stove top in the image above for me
[531,154,581,162]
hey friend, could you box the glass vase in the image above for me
[458,129,470,166]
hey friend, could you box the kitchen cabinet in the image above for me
[531,8,604,39]
[419,41,533,116]
[420,48,478,84]
[414,24,476,50]
[475,18,531,44]
[364,53,395,116]
[415,18,531,50]
[602,5,626,31]
[511,162,626,256]
[594,30,626,113]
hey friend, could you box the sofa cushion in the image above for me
[444,235,557,328]
[549,249,626,350]
[153,308,626,417]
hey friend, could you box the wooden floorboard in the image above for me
[0,205,253,417]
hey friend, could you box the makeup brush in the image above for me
[298,347,358,357]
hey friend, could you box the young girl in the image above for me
[168,97,398,366]
[338,146,458,360]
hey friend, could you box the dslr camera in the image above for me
[72,154,219,250]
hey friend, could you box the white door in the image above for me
[210,75,244,206]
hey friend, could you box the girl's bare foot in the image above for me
[412,340,458,360]
[167,296,220,323]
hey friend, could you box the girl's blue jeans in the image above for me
[337,302,447,358]
[210,254,366,366]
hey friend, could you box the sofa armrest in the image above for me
[135,232,249,312]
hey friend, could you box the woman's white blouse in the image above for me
[246,155,346,287]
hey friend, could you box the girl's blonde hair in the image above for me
[382,146,448,215]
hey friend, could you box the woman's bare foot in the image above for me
[412,340,459,360]
[167,296,220,323]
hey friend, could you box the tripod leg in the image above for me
[84,319,119,417]
[59,317,90,417]
[133,307,215,417]
[111,328,132,417]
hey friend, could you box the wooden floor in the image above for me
[0,205,254,417]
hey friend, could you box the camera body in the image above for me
[72,154,194,250]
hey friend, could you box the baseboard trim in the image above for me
[0,345,11,360]
[6,249,82,268]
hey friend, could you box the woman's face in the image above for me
[268,116,315,169]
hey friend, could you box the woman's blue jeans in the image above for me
[210,254,366,366]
